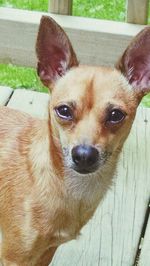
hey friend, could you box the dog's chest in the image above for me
[32,196,94,247]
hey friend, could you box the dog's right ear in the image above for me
[116,27,150,100]
[36,16,79,89]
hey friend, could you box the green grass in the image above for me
[73,0,125,21]
[0,64,48,92]
[142,94,150,108]
[0,0,48,12]
[0,0,150,106]
[0,0,125,21]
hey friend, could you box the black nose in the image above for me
[71,145,99,174]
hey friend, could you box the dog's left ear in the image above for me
[116,27,150,99]
[36,16,79,89]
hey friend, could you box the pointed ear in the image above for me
[36,16,79,89]
[116,27,150,98]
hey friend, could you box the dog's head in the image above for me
[36,17,150,176]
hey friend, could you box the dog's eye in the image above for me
[107,109,126,124]
[55,105,73,120]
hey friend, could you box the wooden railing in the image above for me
[126,0,149,24]
[49,0,73,15]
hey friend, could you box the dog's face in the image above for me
[36,17,150,176]
[50,67,137,175]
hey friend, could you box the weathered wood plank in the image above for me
[0,7,144,67]
[139,208,150,265]
[126,0,149,24]
[7,89,49,118]
[51,107,150,266]
[0,86,13,106]
[48,0,73,15]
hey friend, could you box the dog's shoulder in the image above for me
[0,106,34,134]
[0,107,34,155]
[0,106,31,122]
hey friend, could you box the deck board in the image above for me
[7,89,50,118]
[0,86,149,265]
[0,86,13,105]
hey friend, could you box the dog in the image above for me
[0,16,150,265]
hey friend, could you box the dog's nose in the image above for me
[72,145,99,174]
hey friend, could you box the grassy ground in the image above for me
[0,64,48,92]
[0,0,150,106]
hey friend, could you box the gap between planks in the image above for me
[0,86,14,106]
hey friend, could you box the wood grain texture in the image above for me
[48,0,72,15]
[7,89,49,118]
[126,0,149,24]
[0,8,144,68]
[0,86,13,105]
[50,107,150,266]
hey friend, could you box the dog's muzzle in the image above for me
[71,145,99,174]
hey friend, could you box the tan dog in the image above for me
[0,16,150,265]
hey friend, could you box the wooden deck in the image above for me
[0,86,150,266]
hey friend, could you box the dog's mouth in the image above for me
[71,163,99,175]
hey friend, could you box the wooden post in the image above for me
[48,0,73,15]
[126,0,149,24]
